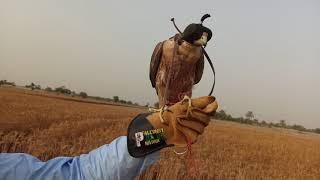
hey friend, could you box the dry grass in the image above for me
[1,87,320,179]
[0,87,142,159]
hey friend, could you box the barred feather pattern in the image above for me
[155,39,203,106]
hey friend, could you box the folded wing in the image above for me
[149,42,164,88]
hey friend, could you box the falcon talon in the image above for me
[182,95,192,108]
[148,105,169,123]
[159,105,169,123]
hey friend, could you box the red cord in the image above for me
[184,138,199,180]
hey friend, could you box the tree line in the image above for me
[214,110,320,134]
[0,80,16,86]
[1,79,319,133]
[21,81,142,106]
[0,80,142,105]
[23,82,143,106]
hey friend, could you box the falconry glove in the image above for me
[127,96,218,157]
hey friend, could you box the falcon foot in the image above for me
[181,95,192,108]
[148,105,169,124]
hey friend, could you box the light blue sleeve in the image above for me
[0,136,160,180]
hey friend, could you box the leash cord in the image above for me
[170,18,216,96]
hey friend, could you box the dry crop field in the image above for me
[1,87,320,179]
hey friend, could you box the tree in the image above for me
[79,92,88,98]
[233,117,244,123]
[104,98,112,102]
[119,100,126,104]
[0,80,6,85]
[314,128,320,134]
[279,120,286,128]
[113,96,119,102]
[291,124,306,131]
[214,110,227,120]
[245,111,254,120]
[26,82,38,90]
[71,91,76,97]
[55,86,71,94]
[261,120,267,126]
[35,85,41,90]
[45,87,53,92]
[0,80,15,86]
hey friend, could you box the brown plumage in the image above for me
[149,35,204,107]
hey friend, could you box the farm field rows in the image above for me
[1,87,320,179]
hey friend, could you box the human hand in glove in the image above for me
[147,96,218,146]
[127,96,218,157]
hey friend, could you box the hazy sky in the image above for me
[1,0,319,128]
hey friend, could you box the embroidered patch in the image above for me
[134,128,165,147]
[135,132,144,147]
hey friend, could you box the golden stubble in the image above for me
[1,87,320,179]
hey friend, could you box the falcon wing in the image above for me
[149,41,164,88]
[194,52,204,85]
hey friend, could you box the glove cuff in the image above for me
[127,113,172,157]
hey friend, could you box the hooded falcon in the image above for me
[149,15,213,107]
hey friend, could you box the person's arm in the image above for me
[0,136,159,180]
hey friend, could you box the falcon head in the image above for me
[181,14,213,47]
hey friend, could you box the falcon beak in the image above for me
[201,36,208,47]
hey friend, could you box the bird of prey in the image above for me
[149,16,212,107]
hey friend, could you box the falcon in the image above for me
[149,15,213,107]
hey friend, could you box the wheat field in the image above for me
[1,87,320,179]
